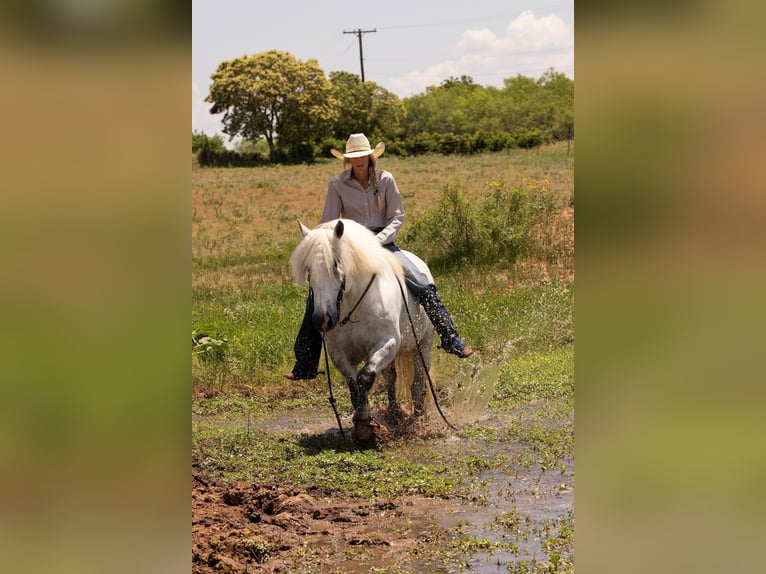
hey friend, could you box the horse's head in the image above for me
[291,220,348,333]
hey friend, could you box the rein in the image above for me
[322,335,345,439]
[396,279,458,431]
[339,274,377,326]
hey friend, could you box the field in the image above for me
[192,143,574,573]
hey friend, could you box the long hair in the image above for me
[342,155,382,209]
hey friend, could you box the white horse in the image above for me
[289,219,435,446]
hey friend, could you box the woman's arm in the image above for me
[375,171,405,245]
[320,177,342,223]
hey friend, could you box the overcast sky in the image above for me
[192,0,574,139]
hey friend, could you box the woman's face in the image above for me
[349,155,370,169]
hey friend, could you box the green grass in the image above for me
[193,422,470,499]
[494,345,575,404]
[192,265,573,394]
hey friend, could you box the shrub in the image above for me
[197,148,268,167]
[401,183,481,266]
[511,127,543,149]
[400,178,559,270]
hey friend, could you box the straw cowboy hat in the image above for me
[330,133,385,159]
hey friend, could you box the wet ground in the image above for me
[192,396,574,573]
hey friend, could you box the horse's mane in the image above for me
[290,219,403,286]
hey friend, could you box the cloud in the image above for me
[495,9,571,52]
[390,10,573,97]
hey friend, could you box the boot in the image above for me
[417,284,473,358]
[285,297,323,380]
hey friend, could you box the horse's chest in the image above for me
[329,324,393,359]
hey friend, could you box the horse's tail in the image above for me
[393,350,430,417]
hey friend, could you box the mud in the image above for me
[192,476,433,573]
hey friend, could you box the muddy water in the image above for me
[246,405,573,572]
[387,431,574,572]
[432,466,573,572]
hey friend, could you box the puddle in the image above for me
[390,432,574,572]
[251,408,349,436]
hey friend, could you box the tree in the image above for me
[538,68,574,145]
[403,76,489,136]
[192,130,224,152]
[205,50,338,162]
[328,71,405,142]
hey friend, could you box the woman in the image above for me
[285,133,472,380]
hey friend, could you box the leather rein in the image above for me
[338,273,377,326]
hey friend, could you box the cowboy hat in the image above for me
[330,133,385,159]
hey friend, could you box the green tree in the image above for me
[404,76,493,138]
[537,68,574,144]
[328,71,405,142]
[205,50,338,162]
[500,74,542,134]
[192,130,224,152]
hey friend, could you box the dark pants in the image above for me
[290,295,324,378]
[289,242,465,377]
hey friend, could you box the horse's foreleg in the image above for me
[353,338,398,423]
[353,364,375,423]
[383,362,408,425]
[326,349,359,410]
[346,376,359,410]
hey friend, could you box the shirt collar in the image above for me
[340,168,373,188]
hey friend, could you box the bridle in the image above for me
[308,269,377,328]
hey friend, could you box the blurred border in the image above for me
[0,2,189,573]
[577,1,766,573]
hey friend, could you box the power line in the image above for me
[342,28,376,82]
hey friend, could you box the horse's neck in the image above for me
[345,268,398,312]
[346,270,376,298]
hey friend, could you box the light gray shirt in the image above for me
[320,168,405,245]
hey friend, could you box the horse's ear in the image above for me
[297,220,310,238]
[334,220,345,239]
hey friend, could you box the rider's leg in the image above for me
[384,244,473,359]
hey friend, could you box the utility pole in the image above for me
[343,28,376,82]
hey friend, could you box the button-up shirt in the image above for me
[320,168,405,245]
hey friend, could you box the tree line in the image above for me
[193,50,573,166]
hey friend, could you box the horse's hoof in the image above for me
[352,421,377,448]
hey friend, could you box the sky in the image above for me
[192,0,573,140]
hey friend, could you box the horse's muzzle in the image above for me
[313,312,335,333]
